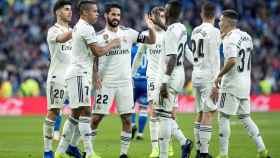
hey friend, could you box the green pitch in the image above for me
[0,112,279,158]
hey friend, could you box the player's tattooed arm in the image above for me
[88,38,121,57]
[56,31,72,43]
[92,57,101,90]
[142,14,156,44]
[160,54,177,98]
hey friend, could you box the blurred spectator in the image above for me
[0,0,280,96]
[0,77,12,98]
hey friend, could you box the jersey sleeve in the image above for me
[80,24,98,45]
[224,34,239,59]
[164,29,178,56]
[47,27,60,43]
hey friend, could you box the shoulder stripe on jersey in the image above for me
[120,25,129,30]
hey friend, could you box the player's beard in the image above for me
[108,18,120,28]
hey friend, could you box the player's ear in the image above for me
[104,13,108,19]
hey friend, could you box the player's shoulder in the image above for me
[48,24,61,34]
[167,22,186,32]
[119,25,130,31]
[96,29,105,36]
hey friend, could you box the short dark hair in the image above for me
[53,0,72,15]
[167,0,182,19]
[149,6,165,16]
[222,9,239,20]
[105,3,122,14]
[78,0,96,13]
[202,2,216,18]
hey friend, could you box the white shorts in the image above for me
[147,79,160,104]
[92,82,134,115]
[46,81,67,110]
[169,67,185,93]
[66,76,92,109]
[218,93,250,115]
[193,84,217,113]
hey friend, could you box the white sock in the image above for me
[150,117,159,149]
[43,118,55,152]
[70,125,80,146]
[171,119,187,146]
[199,125,212,154]
[159,117,172,158]
[120,131,132,155]
[79,116,94,156]
[219,115,231,156]
[239,115,266,152]
[193,122,200,151]
[57,116,78,153]
[91,129,97,148]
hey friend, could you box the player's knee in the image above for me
[91,114,103,125]
[79,106,91,117]
[121,114,132,127]
[47,108,60,120]
[238,114,250,120]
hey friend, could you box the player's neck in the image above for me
[56,19,69,28]
[224,26,236,35]
[202,18,214,25]
[106,25,118,32]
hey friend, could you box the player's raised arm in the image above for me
[88,38,120,57]
[141,14,156,44]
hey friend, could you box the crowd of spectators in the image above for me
[0,0,279,97]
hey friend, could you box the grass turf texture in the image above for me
[0,112,279,158]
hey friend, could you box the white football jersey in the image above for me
[191,22,221,87]
[163,23,189,92]
[66,19,98,81]
[96,26,140,86]
[144,30,166,82]
[221,29,253,98]
[47,23,72,84]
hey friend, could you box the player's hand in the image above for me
[160,83,168,98]
[144,14,155,30]
[214,76,222,88]
[110,38,121,48]
[210,87,219,104]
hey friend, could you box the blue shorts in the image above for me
[133,78,148,108]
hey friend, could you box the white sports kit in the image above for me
[92,26,144,115]
[46,23,72,109]
[191,22,221,113]
[219,29,253,115]
[66,19,98,109]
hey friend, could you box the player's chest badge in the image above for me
[103,34,109,44]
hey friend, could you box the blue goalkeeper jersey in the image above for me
[131,43,147,81]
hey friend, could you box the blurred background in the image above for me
[0,0,279,98]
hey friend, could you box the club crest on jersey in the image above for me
[103,34,109,40]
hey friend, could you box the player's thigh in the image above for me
[218,93,239,115]
[237,97,250,115]
[201,84,217,112]
[92,86,114,115]
[46,81,66,110]
[115,83,134,115]
[66,76,91,109]
[193,86,202,113]
[169,71,185,92]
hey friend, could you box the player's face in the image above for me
[152,11,166,25]
[106,8,121,28]
[219,15,229,34]
[86,4,99,24]
[59,5,72,22]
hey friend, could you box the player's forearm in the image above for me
[90,43,114,57]
[165,54,177,76]
[218,57,236,78]
[145,28,156,44]
[56,31,72,43]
